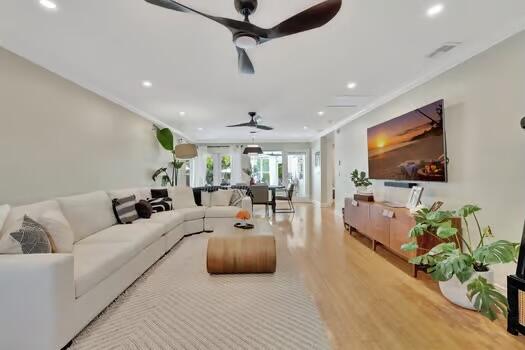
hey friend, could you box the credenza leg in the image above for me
[411,265,418,278]
[372,240,377,251]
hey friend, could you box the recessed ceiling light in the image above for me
[197,127,203,131]
[426,4,444,17]
[303,126,309,130]
[179,111,186,116]
[39,0,57,10]
[141,80,152,88]
[318,111,325,116]
[347,82,357,89]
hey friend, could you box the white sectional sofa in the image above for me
[0,186,252,350]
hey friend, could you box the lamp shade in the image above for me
[174,143,198,159]
[243,145,263,155]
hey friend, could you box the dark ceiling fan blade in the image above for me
[236,47,255,74]
[145,0,268,37]
[265,0,341,40]
[256,125,274,131]
[227,122,254,128]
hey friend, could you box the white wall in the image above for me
[311,136,333,206]
[0,47,173,205]
[333,31,525,288]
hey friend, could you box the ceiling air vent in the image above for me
[426,42,461,58]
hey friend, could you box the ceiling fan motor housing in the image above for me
[235,0,258,16]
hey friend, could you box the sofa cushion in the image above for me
[74,223,165,297]
[38,209,75,253]
[169,186,197,210]
[205,206,241,218]
[107,188,150,201]
[1,200,60,237]
[135,211,184,232]
[57,191,117,243]
[0,215,53,254]
[211,189,234,207]
[77,223,165,254]
[175,207,205,221]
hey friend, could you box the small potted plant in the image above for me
[401,204,519,320]
[350,169,373,194]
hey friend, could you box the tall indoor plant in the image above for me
[153,127,185,186]
[401,205,519,320]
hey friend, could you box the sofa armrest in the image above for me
[0,254,75,350]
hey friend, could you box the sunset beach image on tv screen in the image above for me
[367,100,447,182]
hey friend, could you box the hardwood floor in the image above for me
[252,203,525,350]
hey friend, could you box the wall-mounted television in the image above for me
[367,99,447,182]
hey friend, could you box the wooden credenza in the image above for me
[344,198,461,277]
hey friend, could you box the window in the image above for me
[250,152,283,186]
[220,155,231,185]
[206,156,214,185]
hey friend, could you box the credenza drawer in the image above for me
[368,204,390,246]
[348,200,370,233]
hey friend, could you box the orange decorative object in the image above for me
[236,210,251,221]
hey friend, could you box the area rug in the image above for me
[71,233,330,350]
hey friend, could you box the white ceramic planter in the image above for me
[438,270,494,310]
[357,186,372,195]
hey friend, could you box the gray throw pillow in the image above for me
[9,215,52,254]
[230,189,246,207]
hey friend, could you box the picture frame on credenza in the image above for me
[406,186,424,210]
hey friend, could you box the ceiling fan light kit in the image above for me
[145,0,342,74]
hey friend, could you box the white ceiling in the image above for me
[1,0,525,142]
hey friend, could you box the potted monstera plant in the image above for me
[401,205,519,320]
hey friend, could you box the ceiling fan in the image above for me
[144,0,342,74]
[227,112,273,130]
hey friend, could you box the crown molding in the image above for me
[314,18,525,141]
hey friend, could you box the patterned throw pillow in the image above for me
[151,188,169,199]
[230,189,246,207]
[0,215,52,254]
[112,195,139,224]
[147,197,173,213]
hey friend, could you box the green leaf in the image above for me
[457,204,481,218]
[436,225,458,239]
[156,127,174,151]
[428,249,473,282]
[473,240,519,265]
[455,267,475,283]
[408,223,428,238]
[401,241,418,252]
[409,254,436,266]
[467,276,508,321]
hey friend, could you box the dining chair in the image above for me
[274,184,295,213]
[250,184,270,216]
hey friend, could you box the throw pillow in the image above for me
[211,189,234,207]
[0,215,52,254]
[135,200,153,219]
[230,189,246,207]
[0,204,10,232]
[147,197,173,213]
[112,195,139,224]
[201,191,212,207]
[151,188,169,199]
[170,186,197,210]
[38,210,75,253]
